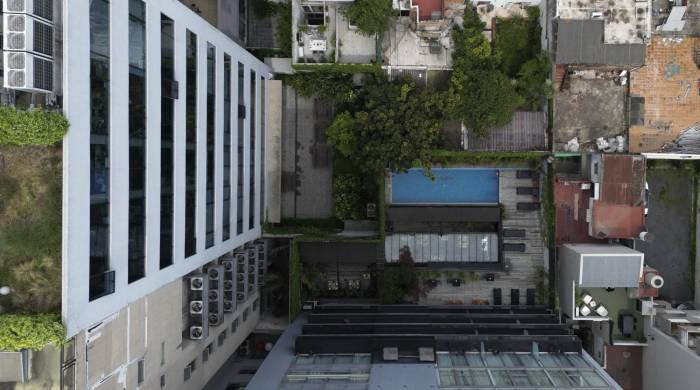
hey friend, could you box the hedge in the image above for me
[430,150,547,167]
[0,106,69,146]
[0,314,66,351]
[291,63,385,77]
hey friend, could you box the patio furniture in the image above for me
[526,288,535,305]
[502,229,526,238]
[511,289,520,305]
[485,273,495,281]
[503,243,526,252]
[493,288,502,305]
[517,202,541,211]
[516,187,540,196]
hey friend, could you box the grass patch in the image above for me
[0,146,62,314]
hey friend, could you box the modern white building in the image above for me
[2,0,276,388]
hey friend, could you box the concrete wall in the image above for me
[62,0,270,337]
[643,318,700,390]
[72,278,261,390]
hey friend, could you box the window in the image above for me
[249,70,256,230]
[128,0,147,283]
[137,358,145,385]
[218,330,227,346]
[205,43,216,248]
[184,359,196,381]
[236,62,245,234]
[160,14,175,269]
[231,318,239,333]
[89,0,112,301]
[253,298,259,312]
[184,30,198,257]
[160,342,165,366]
[222,54,232,241]
[203,343,213,362]
[160,374,166,388]
[243,307,249,322]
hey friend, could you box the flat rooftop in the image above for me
[629,37,700,153]
[556,0,651,44]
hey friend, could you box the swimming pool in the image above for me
[390,168,499,204]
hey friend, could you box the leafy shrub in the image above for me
[0,314,65,351]
[0,107,68,145]
[379,249,418,304]
[341,0,394,37]
[333,174,365,220]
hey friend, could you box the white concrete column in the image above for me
[214,46,224,245]
[110,0,130,291]
[146,0,162,277]
[196,37,207,254]
[173,24,188,264]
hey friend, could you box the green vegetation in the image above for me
[276,1,292,57]
[333,174,367,220]
[264,218,344,238]
[289,240,302,320]
[327,78,444,176]
[341,0,394,37]
[0,314,65,352]
[0,107,68,146]
[447,7,550,136]
[379,249,419,304]
[542,164,555,246]
[430,150,545,167]
[0,147,62,314]
[494,8,542,78]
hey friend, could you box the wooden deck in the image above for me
[420,169,547,305]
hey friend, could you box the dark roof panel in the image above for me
[555,20,645,66]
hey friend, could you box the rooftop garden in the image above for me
[0,106,67,351]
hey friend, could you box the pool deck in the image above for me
[421,169,547,305]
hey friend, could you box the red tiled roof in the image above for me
[591,202,645,239]
[600,154,646,206]
[413,0,443,21]
[554,178,605,246]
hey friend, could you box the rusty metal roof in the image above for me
[599,154,646,206]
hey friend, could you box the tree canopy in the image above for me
[327,78,444,176]
[342,0,394,37]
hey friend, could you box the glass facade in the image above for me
[205,43,216,248]
[236,62,244,235]
[222,54,232,241]
[185,30,197,257]
[160,14,175,269]
[128,0,147,283]
[249,70,256,230]
[436,352,613,389]
[89,0,112,301]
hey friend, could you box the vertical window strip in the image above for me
[205,43,216,248]
[223,54,232,241]
[159,13,175,268]
[184,30,197,257]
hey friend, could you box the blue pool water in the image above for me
[391,168,499,204]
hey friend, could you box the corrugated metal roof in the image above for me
[600,154,646,206]
[580,254,643,288]
[555,20,645,66]
[385,233,499,263]
[464,111,547,152]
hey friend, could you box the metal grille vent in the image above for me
[33,56,52,91]
[33,0,53,21]
[33,20,53,55]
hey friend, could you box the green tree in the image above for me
[327,79,444,175]
[342,0,394,37]
[379,249,418,304]
[448,9,520,136]
[516,52,552,111]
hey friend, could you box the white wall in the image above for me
[62,0,271,337]
[643,318,700,390]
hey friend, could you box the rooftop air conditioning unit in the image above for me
[3,51,53,92]
[189,326,204,339]
[224,280,234,291]
[221,260,233,271]
[237,274,245,282]
[190,276,204,290]
[208,268,220,280]
[237,254,246,264]
[237,293,245,302]
[208,290,219,302]
[223,300,234,312]
[208,313,221,326]
[3,14,54,56]
[3,0,54,21]
[190,301,204,314]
